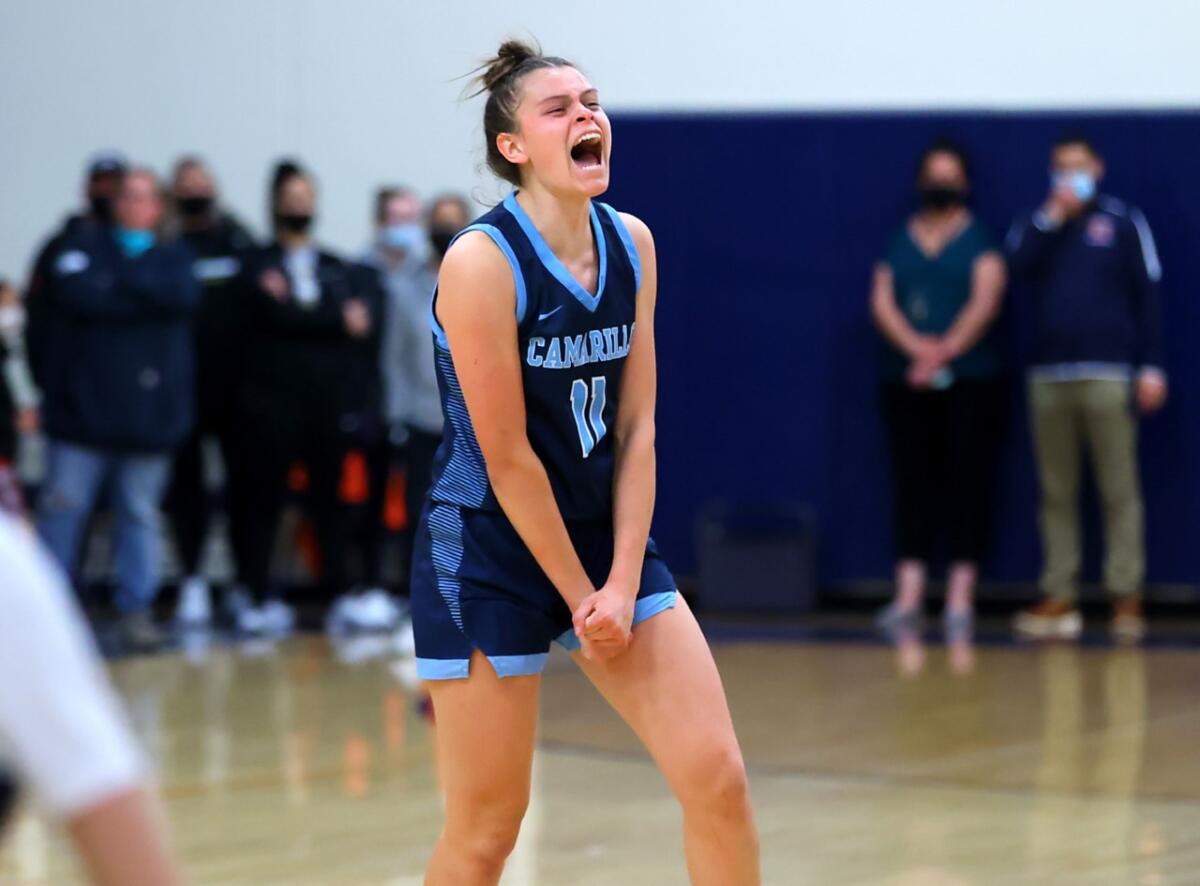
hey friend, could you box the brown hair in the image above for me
[470,39,575,186]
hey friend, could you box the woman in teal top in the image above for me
[870,139,1008,636]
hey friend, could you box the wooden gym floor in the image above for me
[3,621,1199,884]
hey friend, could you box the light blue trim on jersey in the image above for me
[597,202,642,292]
[429,223,528,348]
[489,653,550,678]
[417,657,470,680]
[417,652,550,680]
[502,192,608,312]
[554,590,679,652]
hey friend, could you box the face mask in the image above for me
[380,222,426,254]
[429,226,459,259]
[0,305,25,335]
[919,186,966,210]
[275,213,313,235]
[116,227,156,258]
[1054,170,1096,202]
[178,195,214,218]
[89,195,114,223]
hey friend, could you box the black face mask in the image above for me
[429,226,458,259]
[178,195,215,218]
[89,194,114,223]
[275,213,313,235]
[919,186,967,210]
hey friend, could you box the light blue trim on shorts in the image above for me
[416,652,550,681]
[555,590,679,652]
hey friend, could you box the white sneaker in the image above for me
[260,599,295,636]
[325,593,360,636]
[236,605,267,635]
[354,588,403,632]
[175,575,212,628]
[393,617,416,658]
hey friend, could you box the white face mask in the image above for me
[0,305,25,335]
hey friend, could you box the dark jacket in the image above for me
[41,226,200,452]
[239,244,383,420]
[181,214,256,420]
[26,214,96,390]
[1006,195,1165,372]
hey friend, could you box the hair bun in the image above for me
[476,39,541,95]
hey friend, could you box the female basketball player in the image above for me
[412,41,760,884]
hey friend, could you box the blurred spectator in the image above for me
[26,152,128,391]
[0,278,38,515]
[35,168,200,651]
[358,192,466,623]
[0,512,181,885]
[234,161,383,635]
[162,157,256,629]
[871,140,1007,634]
[1008,135,1166,643]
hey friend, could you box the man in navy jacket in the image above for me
[36,168,199,650]
[1007,135,1167,643]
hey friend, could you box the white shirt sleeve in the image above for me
[0,516,146,818]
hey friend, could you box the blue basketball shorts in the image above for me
[411,502,678,680]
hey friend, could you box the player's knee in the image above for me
[680,745,752,821]
[447,801,526,874]
[458,821,523,875]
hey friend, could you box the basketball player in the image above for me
[411,41,760,884]
[0,513,181,885]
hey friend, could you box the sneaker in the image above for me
[393,616,416,658]
[325,593,359,636]
[877,599,922,633]
[354,588,403,632]
[235,604,267,635]
[1111,595,1147,644]
[942,606,974,639]
[117,610,165,652]
[1013,599,1082,640]
[224,585,255,625]
[260,599,295,636]
[175,575,212,629]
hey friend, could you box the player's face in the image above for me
[509,66,611,198]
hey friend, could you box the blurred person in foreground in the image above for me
[1007,134,1166,643]
[0,513,182,885]
[35,168,200,651]
[25,152,128,393]
[162,157,257,630]
[234,161,382,636]
[871,139,1007,635]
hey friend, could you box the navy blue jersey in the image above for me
[428,193,643,520]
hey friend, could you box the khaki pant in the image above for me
[1030,379,1144,601]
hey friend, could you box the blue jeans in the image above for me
[37,439,172,614]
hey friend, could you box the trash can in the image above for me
[695,500,818,613]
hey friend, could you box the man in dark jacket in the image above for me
[1007,135,1167,643]
[163,157,256,629]
[26,152,128,391]
[36,168,200,650]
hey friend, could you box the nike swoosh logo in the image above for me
[538,306,564,322]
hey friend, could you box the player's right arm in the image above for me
[438,234,601,638]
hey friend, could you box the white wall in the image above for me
[2,0,1197,276]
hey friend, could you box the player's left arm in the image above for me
[577,214,658,650]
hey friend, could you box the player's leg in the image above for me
[573,596,760,885]
[425,651,541,886]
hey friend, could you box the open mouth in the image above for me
[570,132,604,170]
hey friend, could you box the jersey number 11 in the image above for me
[570,377,608,458]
